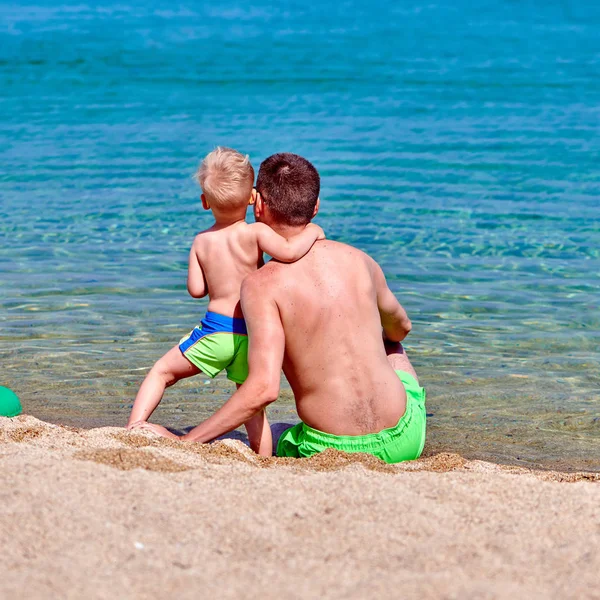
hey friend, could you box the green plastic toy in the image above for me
[0,386,22,417]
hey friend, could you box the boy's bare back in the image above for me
[188,221,264,318]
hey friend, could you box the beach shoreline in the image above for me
[17,400,600,475]
[2,415,599,599]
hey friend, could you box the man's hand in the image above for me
[129,421,181,440]
[159,272,286,444]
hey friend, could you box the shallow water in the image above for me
[1,0,599,471]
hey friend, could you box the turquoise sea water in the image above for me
[1,1,599,470]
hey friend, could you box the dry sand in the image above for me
[1,415,599,600]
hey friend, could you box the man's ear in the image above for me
[312,197,320,218]
[249,188,257,206]
[201,194,210,210]
[254,191,265,218]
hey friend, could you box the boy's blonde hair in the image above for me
[196,147,254,209]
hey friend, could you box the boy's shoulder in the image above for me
[243,221,269,235]
[221,220,269,242]
[191,220,259,248]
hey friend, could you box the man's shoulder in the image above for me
[249,240,375,282]
[243,257,282,286]
[322,239,371,256]
[241,249,298,300]
[240,262,280,311]
[313,239,376,270]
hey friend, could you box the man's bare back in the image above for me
[251,240,409,436]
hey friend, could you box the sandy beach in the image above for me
[1,415,599,600]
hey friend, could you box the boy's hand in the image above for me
[307,223,326,240]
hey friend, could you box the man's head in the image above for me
[196,147,254,213]
[255,153,320,226]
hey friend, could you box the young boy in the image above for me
[126,147,324,455]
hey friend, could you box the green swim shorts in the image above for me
[276,371,426,464]
[179,311,248,384]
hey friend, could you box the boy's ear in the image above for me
[312,197,320,218]
[201,194,210,210]
[249,188,257,205]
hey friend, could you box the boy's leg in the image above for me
[127,344,201,427]
[237,383,273,456]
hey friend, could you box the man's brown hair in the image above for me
[256,153,320,226]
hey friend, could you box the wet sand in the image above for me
[1,415,599,599]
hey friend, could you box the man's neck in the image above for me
[267,221,307,239]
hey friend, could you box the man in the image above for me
[133,153,426,463]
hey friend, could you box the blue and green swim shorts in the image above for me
[179,311,248,384]
[276,371,426,464]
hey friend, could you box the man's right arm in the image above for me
[372,260,412,342]
[174,271,285,443]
